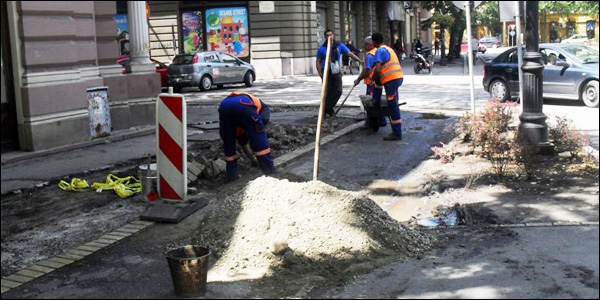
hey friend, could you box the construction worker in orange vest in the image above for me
[219,92,275,181]
[371,32,404,141]
[354,36,386,130]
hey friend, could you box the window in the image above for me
[540,48,565,65]
[221,53,238,64]
[507,50,519,63]
[172,54,195,64]
[203,53,220,63]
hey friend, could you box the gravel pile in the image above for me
[195,176,432,278]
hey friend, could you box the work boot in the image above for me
[383,134,402,141]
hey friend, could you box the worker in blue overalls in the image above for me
[354,35,386,130]
[371,32,404,141]
[219,92,275,181]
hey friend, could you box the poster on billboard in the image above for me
[182,11,203,54]
[205,7,249,57]
[114,14,130,56]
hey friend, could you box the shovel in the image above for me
[328,84,357,133]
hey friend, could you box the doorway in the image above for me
[1,1,18,153]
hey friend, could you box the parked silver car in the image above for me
[167,51,255,92]
[561,34,590,46]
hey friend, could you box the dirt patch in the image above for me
[189,176,432,296]
[390,137,599,227]
[417,113,450,120]
[0,119,361,278]
[1,164,148,276]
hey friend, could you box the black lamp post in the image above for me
[518,1,554,154]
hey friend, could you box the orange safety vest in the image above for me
[377,45,403,84]
[229,92,263,114]
[363,48,378,85]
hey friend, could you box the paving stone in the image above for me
[1,279,21,289]
[76,245,102,253]
[84,242,108,248]
[27,265,55,274]
[525,222,553,227]
[49,257,75,265]
[123,224,146,230]
[100,234,126,241]
[5,274,33,284]
[188,162,204,176]
[108,231,132,237]
[581,221,599,226]
[116,227,139,234]
[188,170,198,183]
[95,239,117,245]
[16,269,45,279]
[36,260,66,269]
[57,253,85,261]
[553,222,580,226]
[66,249,93,257]
[130,221,154,226]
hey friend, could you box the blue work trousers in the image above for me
[219,96,275,181]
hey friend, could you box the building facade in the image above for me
[1,1,418,152]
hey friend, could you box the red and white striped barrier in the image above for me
[156,93,187,201]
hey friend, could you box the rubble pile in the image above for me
[187,124,316,179]
[195,176,432,278]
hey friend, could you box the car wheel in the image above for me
[490,79,510,102]
[173,86,182,93]
[244,72,254,87]
[414,64,421,74]
[199,75,213,91]
[581,81,599,108]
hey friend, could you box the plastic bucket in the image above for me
[165,245,211,298]
[139,163,157,200]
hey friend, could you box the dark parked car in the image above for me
[483,44,599,108]
[167,51,255,92]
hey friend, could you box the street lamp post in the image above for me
[518,1,554,154]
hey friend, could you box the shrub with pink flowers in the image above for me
[431,142,455,164]
[549,116,589,159]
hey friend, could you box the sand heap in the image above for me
[196,176,432,278]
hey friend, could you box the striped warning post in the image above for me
[156,93,187,201]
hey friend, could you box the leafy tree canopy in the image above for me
[540,1,599,18]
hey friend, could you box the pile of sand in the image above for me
[195,176,432,279]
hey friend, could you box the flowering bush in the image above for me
[453,112,475,142]
[513,135,538,179]
[472,101,517,153]
[549,116,589,158]
[431,141,455,164]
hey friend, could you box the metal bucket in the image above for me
[139,163,157,200]
[165,245,210,298]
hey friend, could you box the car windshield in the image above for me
[172,55,195,64]
[561,46,599,63]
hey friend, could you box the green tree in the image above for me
[475,1,502,37]
[420,1,466,62]
[540,1,599,18]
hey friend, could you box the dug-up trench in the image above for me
[0,110,362,276]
